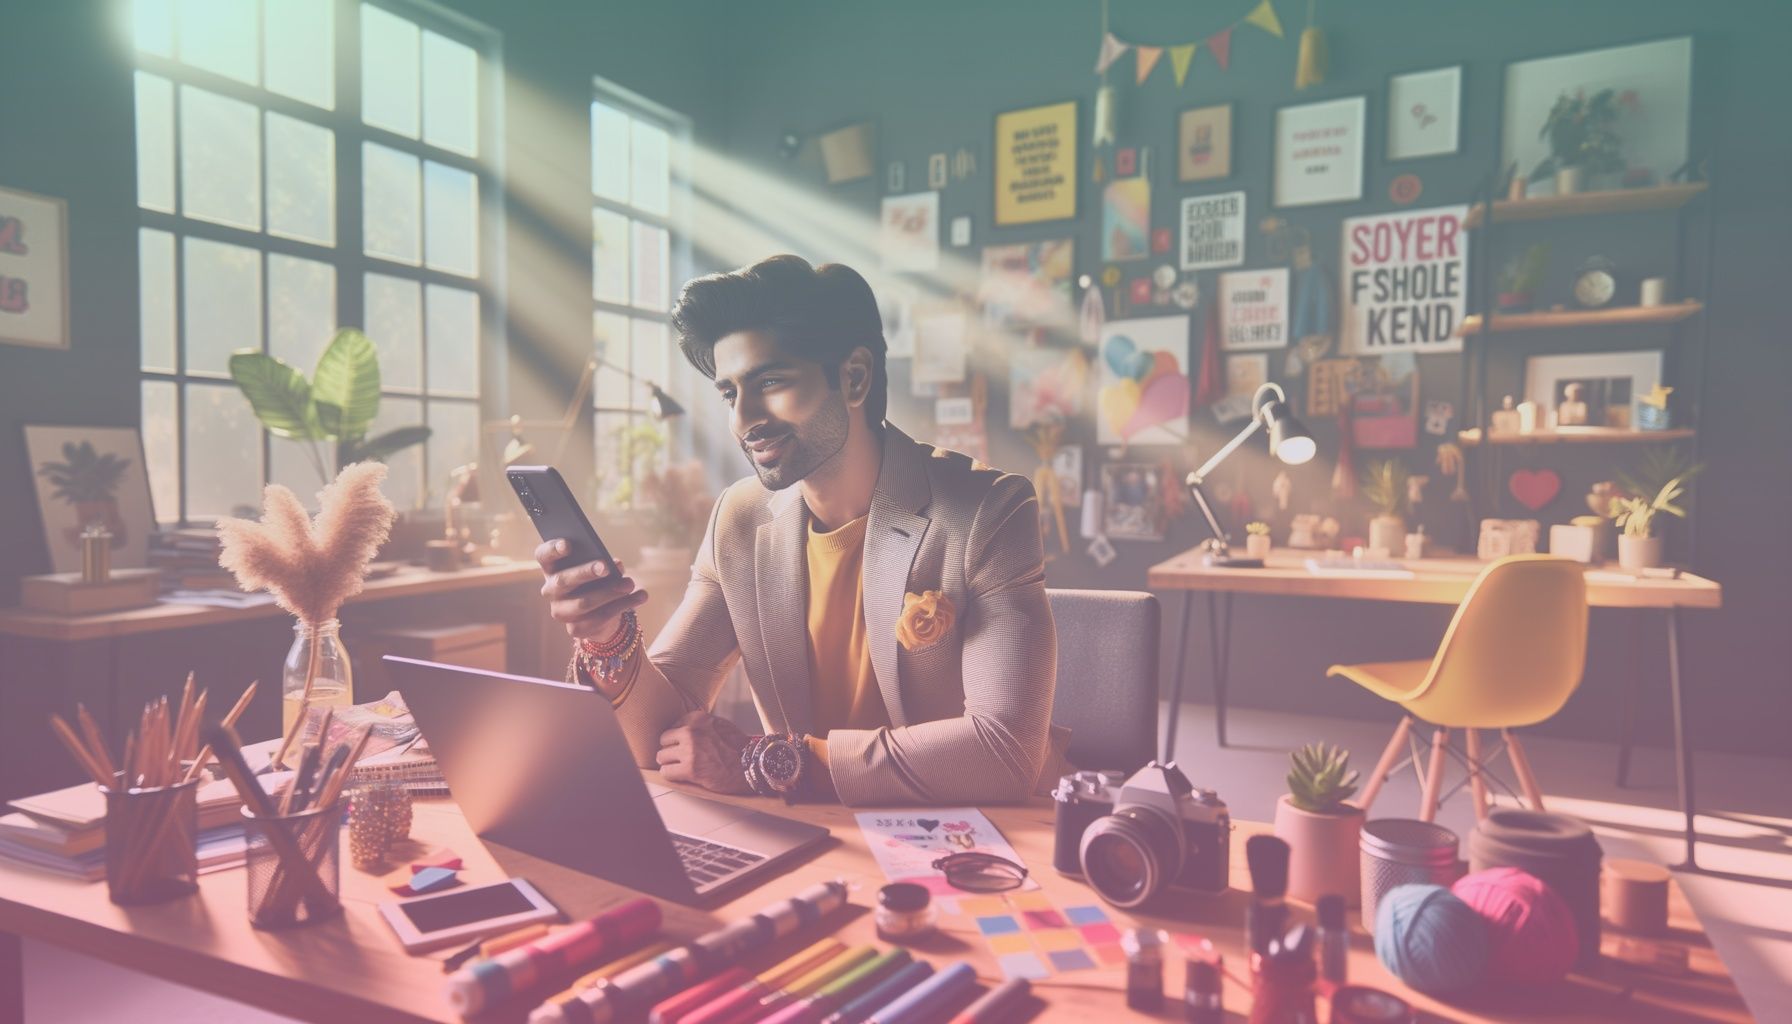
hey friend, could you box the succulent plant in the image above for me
[1245,521,1271,536]
[1286,743,1360,814]
[1360,460,1410,519]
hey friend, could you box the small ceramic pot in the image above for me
[1367,516,1406,558]
[1274,795,1365,905]
[1245,534,1272,560]
[1555,165,1584,195]
[1618,534,1664,571]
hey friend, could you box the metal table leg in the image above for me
[1208,592,1233,748]
[1668,607,1698,869]
[1615,619,1644,787]
[1163,590,1196,762]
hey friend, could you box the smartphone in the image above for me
[507,466,619,584]
[379,877,560,954]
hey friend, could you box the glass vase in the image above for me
[282,618,354,738]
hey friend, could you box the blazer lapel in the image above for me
[864,428,933,728]
[754,487,812,734]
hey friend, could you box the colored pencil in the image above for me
[446,897,661,1015]
[678,939,848,1024]
[947,977,1030,1024]
[743,946,879,1023]
[648,966,752,1024]
[866,961,977,1024]
[757,950,912,1024]
[819,961,934,1024]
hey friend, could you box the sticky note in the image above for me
[997,952,1050,980]
[1022,909,1067,930]
[1079,922,1121,945]
[409,866,459,893]
[1048,949,1097,972]
[1064,905,1109,925]
[976,915,1021,936]
[1008,891,1054,912]
[1034,929,1081,953]
[987,932,1033,955]
[959,896,1007,916]
[1092,942,1128,967]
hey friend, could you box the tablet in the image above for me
[379,878,560,954]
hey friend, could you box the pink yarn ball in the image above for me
[1452,867,1579,985]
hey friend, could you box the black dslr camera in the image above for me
[1051,761,1230,909]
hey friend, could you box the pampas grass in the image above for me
[217,462,396,768]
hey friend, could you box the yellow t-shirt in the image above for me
[805,514,887,761]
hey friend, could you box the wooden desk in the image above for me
[0,780,1746,1024]
[1147,548,1723,867]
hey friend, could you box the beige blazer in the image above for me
[610,425,1066,806]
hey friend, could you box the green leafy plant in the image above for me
[36,441,130,505]
[1616,447,1703,509]
[1245,521,1271,536]
[1497,243,1551,296]
[1609,472,1695,538]
[229,329,430,486]
[1360,459,1410,519]
[1287,743,1360,814]
[602,421,710,547]
[1533,88,1626,179]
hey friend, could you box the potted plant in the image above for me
[1273,743,1364,905]
[1496,244,1550,313]
[604,421,712,571]
[1244,521,1272,561]
[1609,472,1696,570]
[1360,459,1410,556]
[35,440,132,549]
[1534,89,1626,195]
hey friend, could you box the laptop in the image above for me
[386,656,830,905]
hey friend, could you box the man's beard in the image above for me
[744,393,850,491]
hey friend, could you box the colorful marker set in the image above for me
[446,897,661,1015]
[961,891,1121,980]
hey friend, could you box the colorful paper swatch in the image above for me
[997,952,1051,980]
[1048,949,1097,972]
[976,915,1021,936]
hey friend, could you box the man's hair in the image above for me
[670,255,888,428]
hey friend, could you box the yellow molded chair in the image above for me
[1330,555,1588,822]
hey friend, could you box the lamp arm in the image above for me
[1185,476,1233,550]
[1190,417,1262,485]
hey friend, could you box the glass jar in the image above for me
[283,618,354,737]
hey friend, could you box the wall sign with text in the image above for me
[994,101,1078,226]
[0,186,69,350]
[1340,205,1468,354]
[1178,190,1246,271]
[1218,268,1289,350]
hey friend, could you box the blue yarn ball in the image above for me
[1374,883,1491,996]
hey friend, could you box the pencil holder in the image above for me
[244,800,344,929]
[101,774,199,905]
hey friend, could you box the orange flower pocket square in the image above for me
[895,589,955,651]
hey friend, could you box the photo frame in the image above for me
[1101,462,1167,542]
[24,425,157,574]
[1524,350,1664,430]
[1501,36,1692,187]
[0,185,70,350]
[1387,66,1462,160]
[1273,96,1366,208]
[993,100,1079,226]
[880,191,940,272]
[1178,104,1232,182]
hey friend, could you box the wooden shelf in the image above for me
[1457,427,1696,446]
[1463,183,1707,228]
[1460,301,1702,335]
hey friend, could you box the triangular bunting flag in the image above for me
[1208,27,1233,71]
[1245,0,1285,39]
[1170,43,1198,87]
[1095,32,1128,75]
[1135,45,1163,85]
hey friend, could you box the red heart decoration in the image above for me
[1508,468,1561,510]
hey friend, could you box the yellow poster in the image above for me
[994,101,1077,226]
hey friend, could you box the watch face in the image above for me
[759,739,803,785]
[1575,270,1615,308]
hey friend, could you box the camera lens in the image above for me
[1080,805,1186,909]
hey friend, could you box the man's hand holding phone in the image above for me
[536,539,650,695]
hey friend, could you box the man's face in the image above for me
[712,330,850,490]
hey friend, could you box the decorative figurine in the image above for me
[1556,382,1589,427]
[1490,395,1521,436]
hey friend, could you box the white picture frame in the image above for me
[0,185,70,350]
[1388,66,1462,160]
[1524,350,1664,431]
[1273,96,1366,208]
[880,191,939,272]
[24,425,157,574]
[1501,37,1691,186]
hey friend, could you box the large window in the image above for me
[590,80,688,509]
[133,0,496,522]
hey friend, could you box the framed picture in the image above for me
[911,305,970,385]
[1178,104,1232,182]
[1179,191,1246,271]
[1097,315,1191,447]
[24,425,157,574]
[1101,462,1167,541]
[1501,36,1691,186]
[1217,268,1289,350]
[880,191,939,272]
[1101,176,1150,262]
[1387,66,1462,160]
[1273,96,1366,208]
[993,100,1078,226]
[978,239,1074,329]
[0,186,70,349]
[1524,350,1665,430]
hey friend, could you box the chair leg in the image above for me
[1420,727,1451,823]
[1357,715,1413,816]
[1504,728,1547,811]
[1465,728,1490,820]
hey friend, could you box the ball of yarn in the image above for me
[1453,867,1579,985]
[1374,883,1490,996]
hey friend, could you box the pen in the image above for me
[679,938,847,1024]
[745,946,879,1023]
[820,960,933,1024]
[759,949,912,1024]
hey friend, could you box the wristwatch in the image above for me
[754,734,807,795]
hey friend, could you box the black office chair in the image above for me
[1046,589,1160,776]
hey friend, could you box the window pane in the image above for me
[177,0,258,85]
[590,101,629,202]
[182,237,262,375]
[425,284,478,395]
[364,273,421,389]
[631,318,669,390]
[630,222,668,311]
[425,400,479,502]
[185,383,263,519]
[361,3,419,138]
[134,73,175,213]
[423,160,478,276]
[593,310,630,408]
[264,0,334,109]
[630,119,670,216]
[142,380,180,524]
[591,207,629,305]
[180,85,261,230]
[134,0,174,56]
[422,30,478,156]
[269,253,336,372]
[140,229,176,372]
[266,112,335,245]
[268,436,321,497]
[366,394,423,511]
[362,142,420,264]
[594,410,632,509]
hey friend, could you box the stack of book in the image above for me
[298,690,448,796]
[0,776,273,881]
[147,527,233,591]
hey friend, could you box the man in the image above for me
[537,255,1063,806]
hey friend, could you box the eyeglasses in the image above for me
[931,852,1030,893]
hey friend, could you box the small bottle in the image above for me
[1317,894,1348,989]
[1490,395,1521,435]
[1184,947,1224,1023]
[1122,927,1164,1012]
[874,882,935,942]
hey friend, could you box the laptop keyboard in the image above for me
[669,833,765,886]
